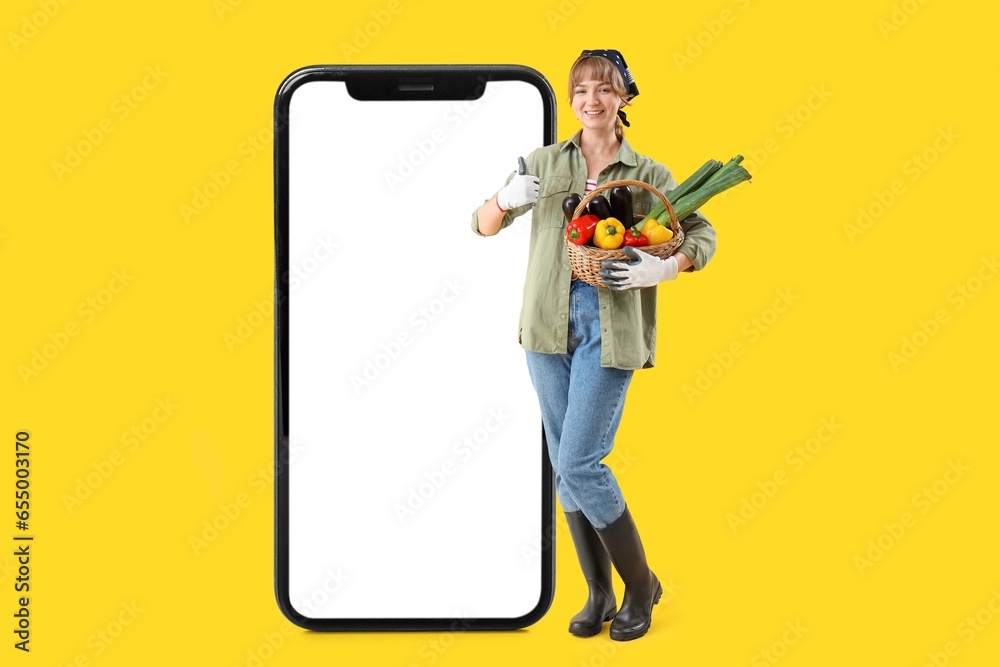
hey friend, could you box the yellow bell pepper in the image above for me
[593,217,625,249]
[641,219,674,245]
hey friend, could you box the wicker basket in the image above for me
[566,178,685,288]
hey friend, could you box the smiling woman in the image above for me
[569,51,636,140]
[470,49,718,642]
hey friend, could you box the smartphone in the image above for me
[274,65,556,631]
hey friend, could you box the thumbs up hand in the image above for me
[496,156,539,211]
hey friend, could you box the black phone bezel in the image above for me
[273,64,557,632]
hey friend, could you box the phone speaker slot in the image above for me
[346,74,487,101]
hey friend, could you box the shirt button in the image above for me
[561,313,567,319]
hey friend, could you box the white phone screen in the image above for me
[283,74,549,622]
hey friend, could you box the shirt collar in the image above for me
[561,128,638,168]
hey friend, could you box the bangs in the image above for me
[568,56,625,100]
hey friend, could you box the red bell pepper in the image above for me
[622,227,649,247]
[566,214,600,245]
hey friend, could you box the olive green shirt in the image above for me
[470,128,716,370]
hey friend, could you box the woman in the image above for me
[470,50,717,641]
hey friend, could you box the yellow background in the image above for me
[4,0,999,664]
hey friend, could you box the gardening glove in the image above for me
[598,246,678,291]
[496,156,539,211]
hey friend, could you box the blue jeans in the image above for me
[525,279,633,530]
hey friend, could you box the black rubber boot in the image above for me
[564,510,617,637]
[596,505,662,641]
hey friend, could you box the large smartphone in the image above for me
[274,65,556,631]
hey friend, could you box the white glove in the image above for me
[496,157,539,211]
[598,246,678,291]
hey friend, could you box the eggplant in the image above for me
[608,186,634,227]
[561,193,584,223]
[587,194,614,220]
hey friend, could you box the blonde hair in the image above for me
[568,55,635,141]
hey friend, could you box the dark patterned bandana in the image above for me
[578,49,639,127]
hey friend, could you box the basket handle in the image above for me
[571,178,679,233]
